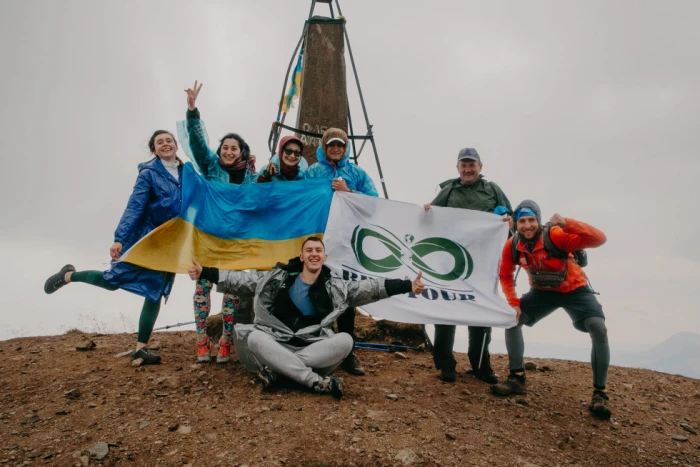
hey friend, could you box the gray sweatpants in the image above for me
[247,330,353,388]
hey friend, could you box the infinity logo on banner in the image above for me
[350,225,473,285]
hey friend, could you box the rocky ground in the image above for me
[1,327,699,466]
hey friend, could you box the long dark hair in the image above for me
[217,133,250,161]
[148,130,183,166]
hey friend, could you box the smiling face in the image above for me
[220,138,241,165]
[516,216,540,240]
[325,141,346,162]
[281,142,303,167]
[153,132,177,160]
[456,159,482,185]
[300,239,327,274]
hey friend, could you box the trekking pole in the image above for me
[478,331,487,371]
[153,320,195,332]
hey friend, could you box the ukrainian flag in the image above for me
[121,163,333,273]
[281,49,303,112]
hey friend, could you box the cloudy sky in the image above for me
[1,1,698,355]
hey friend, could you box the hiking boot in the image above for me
[439,367,457,383]
[313,376,343,399]
[257,366,277,390]
[196,336,212,363]
[491,373,527,396]
[341,352,365,376]
[132,348,161,365]
[590,389,612,420]
[216,339,231,364]
[467,368,500,384]
[44,264,75,294]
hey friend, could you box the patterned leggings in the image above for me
[193,279,239,339]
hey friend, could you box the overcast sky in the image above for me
[1,1,698,353]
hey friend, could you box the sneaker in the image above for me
[491,372,527,396]
[313,376,343,399]
[590,389,612,420]
[216,339,231,364]
[196,336,212,363]
[439,367,457,383]
[467,368,500,384]
[132,348,161,365]
[341,352,365,376]
[257,366,277,389]
[44,264,76,294]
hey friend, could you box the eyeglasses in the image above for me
[327,142,346,148]
[283,148,303,158]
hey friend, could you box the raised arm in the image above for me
[549,215,607,252]
[183,81,215,176]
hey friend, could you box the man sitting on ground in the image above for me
[188,237,424,398]
[491,200,612,419]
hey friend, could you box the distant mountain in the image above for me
[615,332,700,379]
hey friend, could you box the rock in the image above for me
[138,421,150,430]
[386,394,399,401]
[672,435,688,442]
[157,376,180,389]
[114,350,133,358]
[55,410,70,416]
[445,432,457,440]
[64,389,81,399]
[75,338,96,351]
[176,425,192,434]
[395,449,421,465]
[131,358,144,367]
[149,341,161,350]
[88,442,109,460]
[27,450,43,459]
[524,361,537,371]
[395,352,408,360]
[460,389,472,396]
[538,365,553,372]
[168,422,180,432]
[88,403,97,409]
[516,399,529,406]
[680,423,697,435]
[205,433,217,441]
[623,383,634,389]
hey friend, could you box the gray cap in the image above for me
[457,148,480,162]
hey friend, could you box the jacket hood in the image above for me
[278,256,332,280]
[315,143,352,167]
[514,199,542,226]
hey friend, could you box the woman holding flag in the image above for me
[178,81,258,364]
[43,130,183,365]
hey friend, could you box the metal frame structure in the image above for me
[268,0,389,198]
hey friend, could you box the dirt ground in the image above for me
[1,330,699,466]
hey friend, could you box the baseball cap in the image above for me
[326,137,346,146]
[457,148,480,162]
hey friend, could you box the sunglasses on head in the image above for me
[327,141,346,148]
[283,148,302,158]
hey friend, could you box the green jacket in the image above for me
[431,175,512,214]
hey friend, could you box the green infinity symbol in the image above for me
[350,225,473,281]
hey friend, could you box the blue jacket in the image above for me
[103,158,181,302]
[175,111,256,185]
[259,153,309,182]
[306,145,378,196]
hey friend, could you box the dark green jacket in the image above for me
[431,175,512,214]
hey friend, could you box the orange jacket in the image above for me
[499,218,607,307]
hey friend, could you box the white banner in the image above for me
[324,193,516,328]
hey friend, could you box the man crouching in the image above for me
[188,237,424,398]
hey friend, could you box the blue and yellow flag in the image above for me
[121,163,333,273]
[281,49,303,112]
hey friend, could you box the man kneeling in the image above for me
[188,237,424,398]
[491,200,612,420]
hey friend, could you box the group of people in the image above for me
[44,81,611,419]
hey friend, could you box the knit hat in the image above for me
[514,199,542,225]
[321,128,348,148]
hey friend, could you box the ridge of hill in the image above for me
[1,330,699,466]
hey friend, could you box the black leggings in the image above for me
[71,271,161,344]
